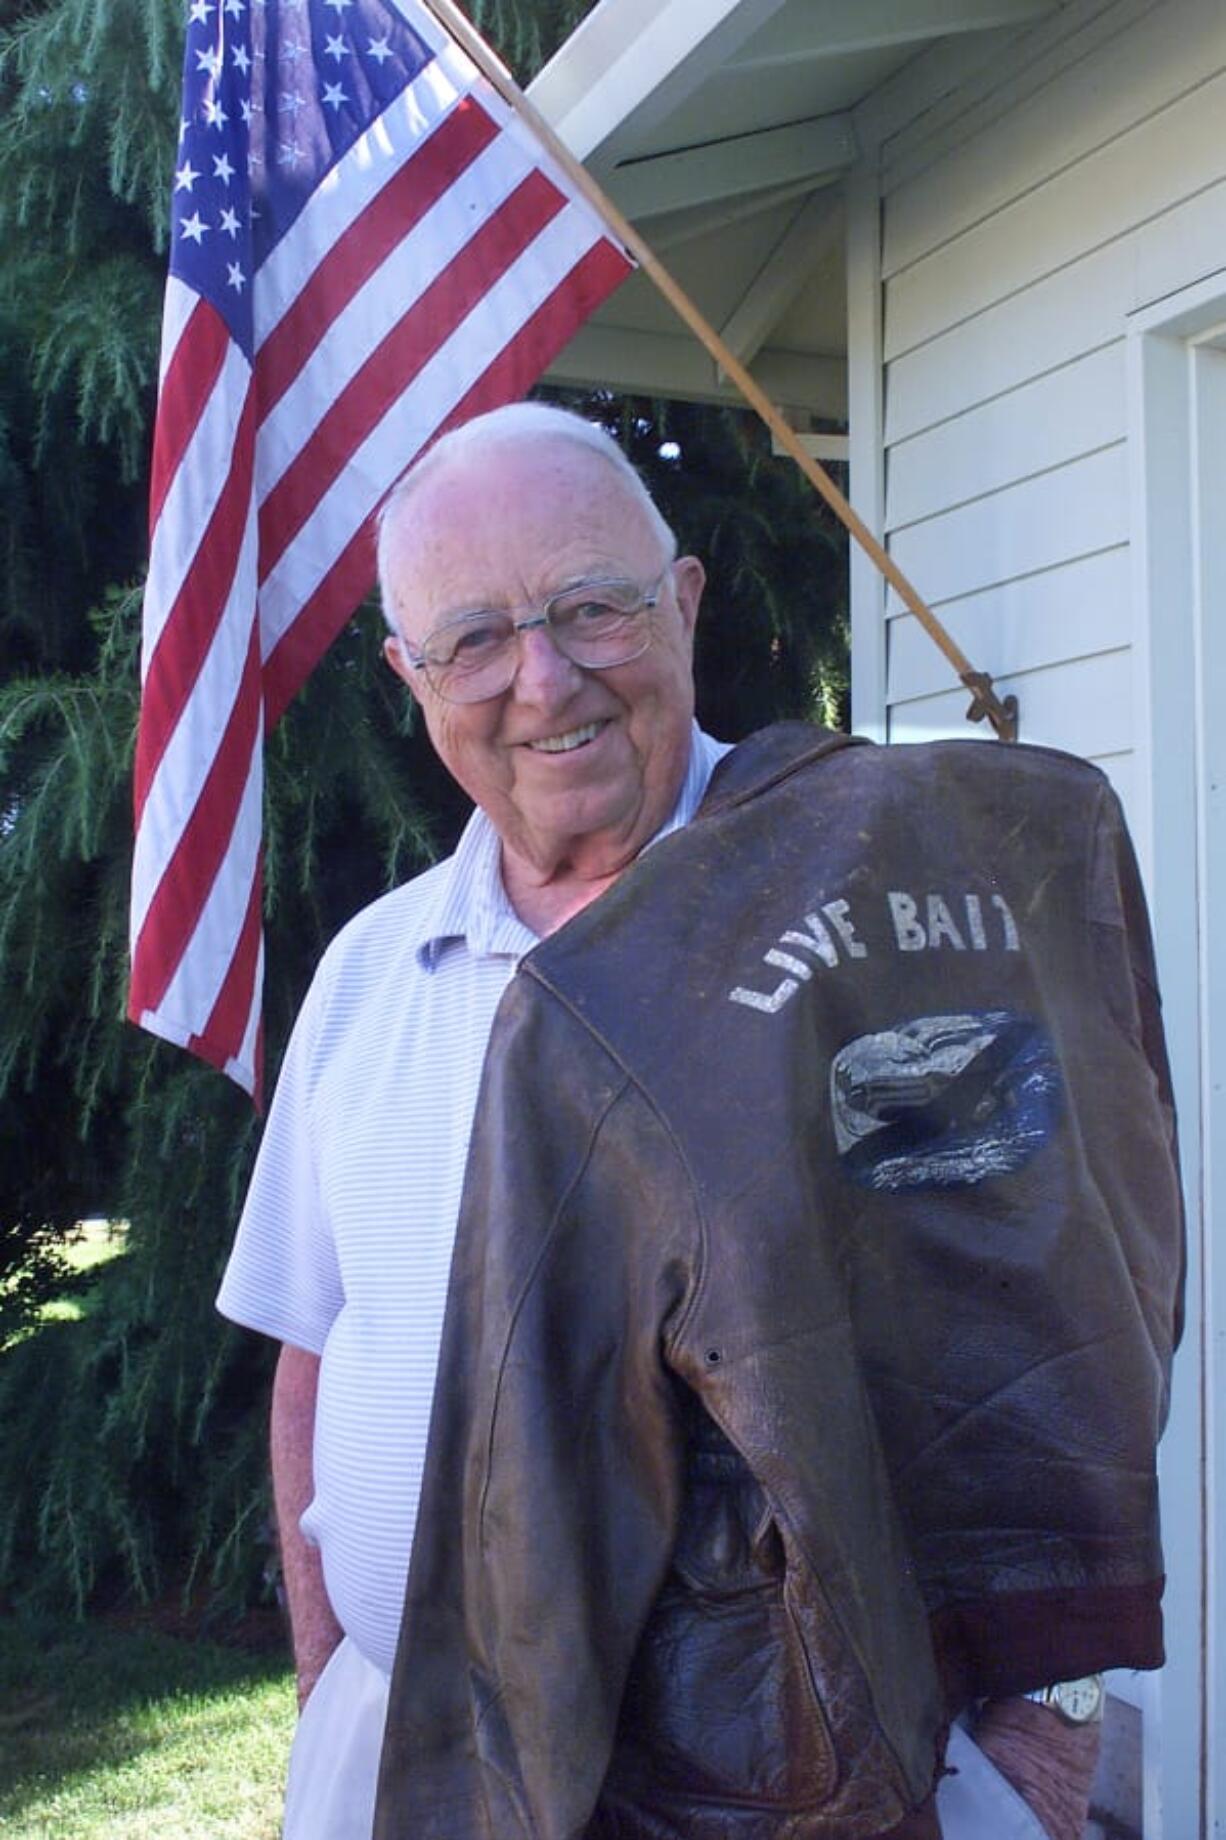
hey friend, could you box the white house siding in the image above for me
[844,8,1226,1834]
[853,0,1226,828]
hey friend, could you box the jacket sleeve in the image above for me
[1086,780,1186,1373]
[925,770,1186,1706]
[374,973,698,1840]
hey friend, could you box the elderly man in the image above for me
[218,404,720,1834]
[219,403,1180,1840]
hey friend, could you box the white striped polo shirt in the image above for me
[217,724,730,1674]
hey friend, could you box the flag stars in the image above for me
[169,0,418,289]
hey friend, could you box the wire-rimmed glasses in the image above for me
[399,570,670,704]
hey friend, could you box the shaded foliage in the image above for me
[0,0,846,1621]
[468,0,595,75]
[0,578,450,1606]
[0,0,169,681]
[596,396,849,737]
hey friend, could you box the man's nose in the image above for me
[510,623,583,705]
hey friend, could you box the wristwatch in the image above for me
[1022,1674,1106,1724]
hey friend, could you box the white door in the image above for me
[1129,276,1226,1839]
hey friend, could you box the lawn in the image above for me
[37,1219,129,1327]
[0,1614,296,1839]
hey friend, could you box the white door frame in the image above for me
[1127,271,1226,1840]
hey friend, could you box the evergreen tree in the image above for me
[0,0,179,1334]
[0,0,845,1618]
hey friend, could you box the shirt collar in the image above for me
[414,721,731,969]
[414,804,533,968]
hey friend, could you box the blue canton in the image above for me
[171,0,434,358]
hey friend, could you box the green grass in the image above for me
[59,1220,129,1276]
[38,1220,129,1326]
[0,1615,296,1839]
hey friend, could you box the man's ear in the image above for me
[383,633,424,705]
[672,555,705,638]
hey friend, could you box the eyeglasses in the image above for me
[399,570,670,705]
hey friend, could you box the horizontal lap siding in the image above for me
[887,344,1126,528]
[874,0,1226,781]
[888,647,1133,758]
[887,446,1128,609]
[882,0,1222,277]
[885,66,1226,361]
[886,547,1129,699]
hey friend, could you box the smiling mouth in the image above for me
[526,721,607,754]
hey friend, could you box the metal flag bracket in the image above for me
[960,672,1020,744]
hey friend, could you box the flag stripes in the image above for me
[257,164,564,577]
[261,231,632,727]
[254,99,500,416]
[135,381,259,826]
[148,305,231,533]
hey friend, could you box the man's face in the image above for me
[382,439,704,885]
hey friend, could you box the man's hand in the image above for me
[272,1343,344,1709]
[291,1622,344,1712]
[974,1696,1102,1840]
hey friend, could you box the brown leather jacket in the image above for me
[375,724,1184,1840]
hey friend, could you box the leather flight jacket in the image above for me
[375,724,1185,1840]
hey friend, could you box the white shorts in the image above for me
[281,1641,1043,1839]
[936,1721,1051,1838]
[282,1637,390,1840]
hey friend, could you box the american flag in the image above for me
[129,0,632,1096]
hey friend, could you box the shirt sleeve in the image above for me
[216,964,344,1353]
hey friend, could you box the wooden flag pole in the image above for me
[419,0,1019,743]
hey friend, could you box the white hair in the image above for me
[376,401,676,636]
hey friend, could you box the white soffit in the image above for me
[529,0,1061,415]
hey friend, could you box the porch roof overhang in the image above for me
[527,0,1062,424]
